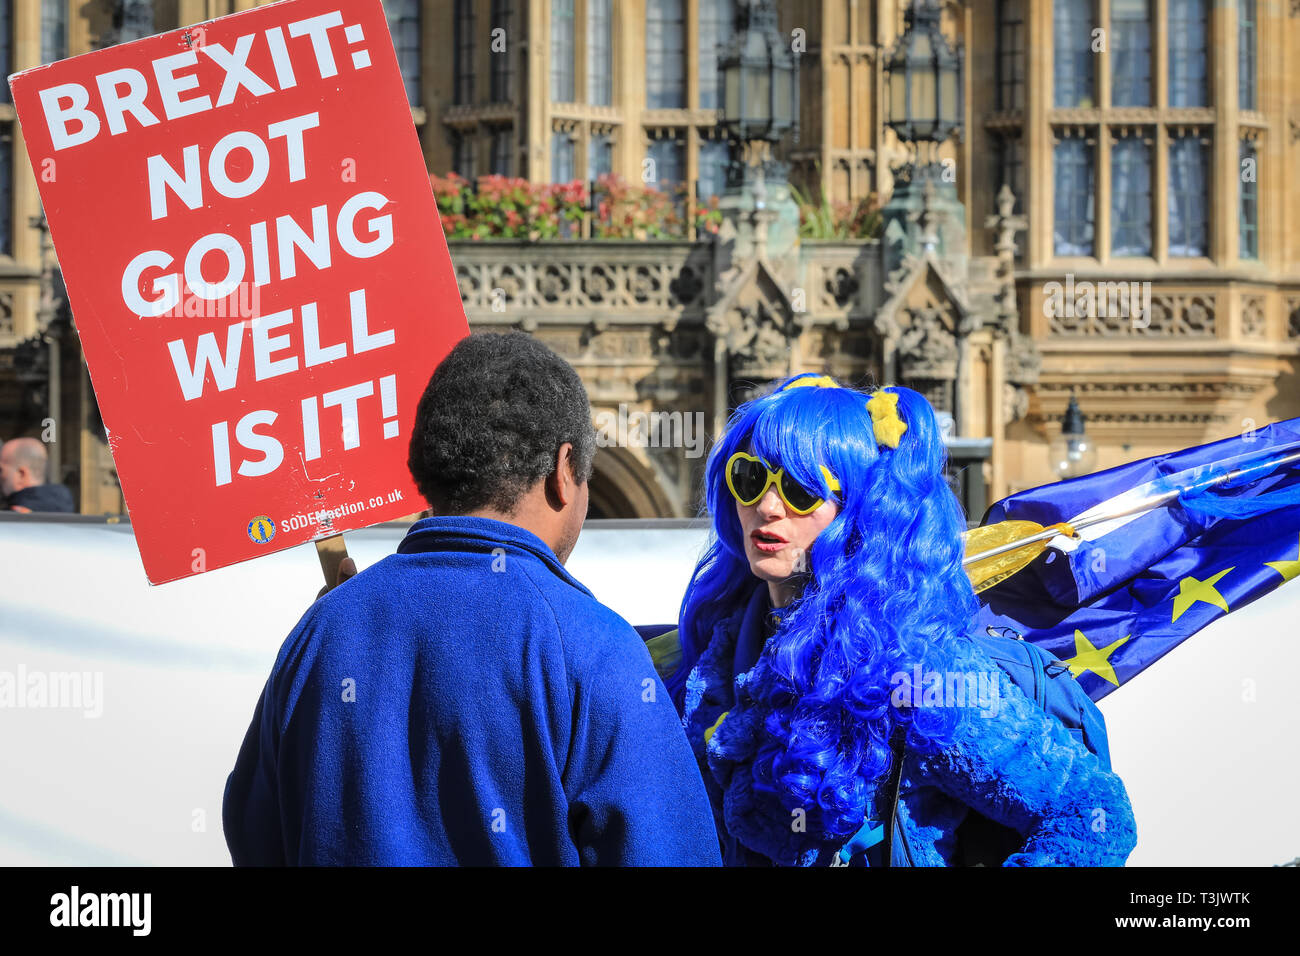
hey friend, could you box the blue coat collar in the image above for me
[398,515,595,599]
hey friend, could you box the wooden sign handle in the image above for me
[314,533,350,591]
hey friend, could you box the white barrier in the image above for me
[0,516,1295,866]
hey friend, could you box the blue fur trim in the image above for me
[684,603,1138,867]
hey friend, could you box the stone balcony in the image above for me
[1020,273,1300,444]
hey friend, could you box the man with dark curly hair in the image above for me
[223,332,720,866]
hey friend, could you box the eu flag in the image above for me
[975,418,1300,701]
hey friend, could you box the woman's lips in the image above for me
[751,529,786,553]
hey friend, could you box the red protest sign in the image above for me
[10,0,467,584]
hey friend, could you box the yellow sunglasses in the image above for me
[724,451,841,515]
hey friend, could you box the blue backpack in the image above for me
[974,626,1112,766]
[936,626,1113,866]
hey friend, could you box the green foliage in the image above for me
[790,183,883,240]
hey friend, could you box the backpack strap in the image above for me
[833,723,908,866]
[882,723,907,867]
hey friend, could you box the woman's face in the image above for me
[734,468,839,587]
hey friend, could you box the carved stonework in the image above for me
[0,293,13,339]
[591,330,654,360]
[1033,381,1262,428]
[534,330,585,359]
[1286,297,1300,339]
[874,252,974,415]
[667,329,707,361]
[820,266,859,311]
[1001,327,1041,426]
[1048,292,1216,337]
[1038,381,1258,400]
[707,257,798,384]
[1241,295,1267,338]
[727,300,796,376]
[1003,382,1029,424]
[454,249,711,314]
[983,184,1027,332]
[537,265,571,303]
[898,305,959,383]
[669,267,705,305]
[1006,331,1041,386]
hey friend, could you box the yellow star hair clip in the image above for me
[780,374,839,391]
[866,389,907,448]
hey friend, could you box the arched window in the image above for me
[490,128,513,176]
[1111,0,1151,108]
[996,0,1026,111]
[588,133,613,181]
[587,0,612,106]
[1167,0,1207,108]
[698,0,734,110]
[551,0,575,102]
[1110,136,1151,257]
[490,0,514,103]
[1168,133,1208,257]
[1053,136,1096,256]
[1238,0,1257,111]
[551,130,576,183]
[41,0,66,64]
[646,0,685,109]
[1238,140,1258,259]
[382,0,421,105]
[115,0,154,44]
[646,135,685,193]
[0,0,11,103]
[698,138,732,200]
[453,0,475,105]
[1053,0,1094,108]
[0,125,10,256]
[453,133,476,180]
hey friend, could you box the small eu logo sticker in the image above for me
[247,516,276,544]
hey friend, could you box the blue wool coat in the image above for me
[680,586,1138,866]
[223,515,721,866]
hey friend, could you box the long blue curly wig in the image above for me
[668,373,980,838]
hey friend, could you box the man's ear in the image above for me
[545,442,579,509]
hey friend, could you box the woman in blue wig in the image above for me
[662,374,1137,866]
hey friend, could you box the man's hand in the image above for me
[315,556,357,600]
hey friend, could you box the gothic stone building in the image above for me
[2,1,1299,519]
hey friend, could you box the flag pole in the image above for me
[964,446,1300,570]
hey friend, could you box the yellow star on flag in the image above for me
[1062,629,1129,687]
[1170,568,1234,622]
[1265,535,1300,583]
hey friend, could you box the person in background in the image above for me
[223,331,720,866]
[1,437,75,513]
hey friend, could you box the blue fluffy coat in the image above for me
[223,516,722,866]
[682,585,1139,866]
